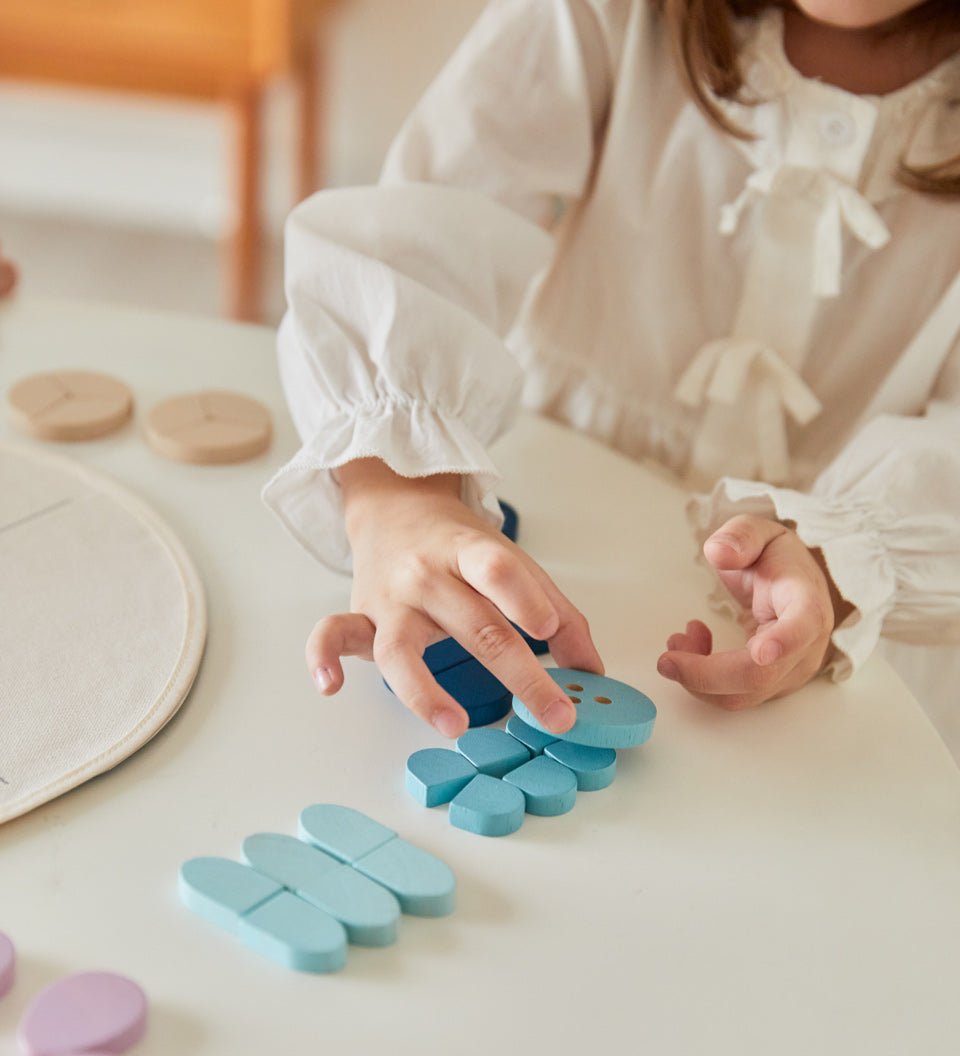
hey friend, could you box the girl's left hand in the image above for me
[657,515,838,709]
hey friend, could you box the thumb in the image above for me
[703,515,788,571]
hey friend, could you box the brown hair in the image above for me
[653,0,960,194]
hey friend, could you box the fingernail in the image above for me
[432,710,464,739]
[542,697,575,734]
[757,641,782,665]
[657,657,679,681]
[709,533,742,555]
[314,666,333,692]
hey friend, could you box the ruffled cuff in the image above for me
[262,401,506,573]
[687,478,897,680]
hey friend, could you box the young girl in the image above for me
[263,0,960,756]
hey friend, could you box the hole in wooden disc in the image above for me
[565,683,584,692]
[569,697,581,704]
[593,696,612,704]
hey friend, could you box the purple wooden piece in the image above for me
[18,971,147,1056]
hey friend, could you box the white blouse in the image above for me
[263,0,960,752]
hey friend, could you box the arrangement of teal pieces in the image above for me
[179,805,455,973]
[406,669,656,836]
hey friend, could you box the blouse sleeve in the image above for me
[262,0,616,571]
[688,382,960,679]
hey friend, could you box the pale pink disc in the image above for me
[0,931,14,997]
[17,971,147,1055]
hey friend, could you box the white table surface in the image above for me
[2,295,959,1056]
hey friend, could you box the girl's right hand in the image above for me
[305,458,604,738]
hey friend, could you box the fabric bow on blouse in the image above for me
[676,160,891,486]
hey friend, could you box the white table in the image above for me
[2,296,959,1056]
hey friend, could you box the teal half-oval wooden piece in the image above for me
[505,714,559,755]
[297,804,396,863]
[449,774,526,837]
[299,805,456,917]
[242,833,400,947]
[358,838,456,917]
[179,856,282,931]
[406,748,477,807]
[503,755,578,816]
[179,857,346,973]
[544,740,617,790]
[240,891,348,973]
[513,669,656,749]
[456,728,530,778]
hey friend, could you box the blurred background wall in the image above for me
[0,0,488,323]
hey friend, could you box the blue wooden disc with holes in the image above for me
[512,668,656,749]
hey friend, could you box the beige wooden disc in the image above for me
[144,390,272,464]
[7,370,134,442]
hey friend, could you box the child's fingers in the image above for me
[525,563,605,677]
[747,599,829,668]
[657,644,786,701]
[486,651,579,735]
[456,532,603,676]
[703,516,788,571]
[733,541,832,666]
[305,612,377,694]
[687,619,713,653]
[667,523,834,709]
[542,606,604,678]
[457,536,560,642]
[414,575,580,736]
[371,615,470,738]
[664,619,712,655]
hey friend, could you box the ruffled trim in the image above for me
[518,345,696,477]
[261,402,505,573]
[687,477,898,680]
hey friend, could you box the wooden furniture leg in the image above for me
[294,28,323,203]
[229,84,262,322]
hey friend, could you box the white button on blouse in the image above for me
[818,111,858,147]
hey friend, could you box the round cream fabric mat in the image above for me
[0,443,206,824]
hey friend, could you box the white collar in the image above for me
[716,8,960,202]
